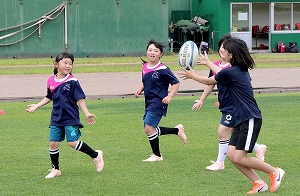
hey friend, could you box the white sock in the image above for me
[217,140,229,162]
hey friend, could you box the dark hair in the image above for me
[141,39,166,64]
[53,52,74,75]
[218,33,233,51]
[146,39,165,53]
[223,38,255,71]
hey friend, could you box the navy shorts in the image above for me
[49,125,81,142]
[143,111,162,128]
[229,118,262,153]
[220,113,235,128]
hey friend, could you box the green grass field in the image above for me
[0,53,300,75]
[0,93,299,195]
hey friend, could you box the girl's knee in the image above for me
[49,142,59,150]
[227,152,234,162]
[226,147,235,162]
[67,141,77,148]
[232,152,247,165]
[144,125,155,135]
[144,128,148,134]
[217,127,231,140]
[218,131,229,140]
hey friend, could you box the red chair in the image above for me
[274,24,282,31]
[281,24,291,30]
[261,25,269,33]
[252,25,260,37]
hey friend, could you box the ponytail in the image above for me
[53,67,58,75]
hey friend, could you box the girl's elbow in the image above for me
[206,78,217,85]
[207,81,215,85]
[202,80,212,85]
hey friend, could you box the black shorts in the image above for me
[229,118,262,153]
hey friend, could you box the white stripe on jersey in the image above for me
[65,78,78,82]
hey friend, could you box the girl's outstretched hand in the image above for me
[197,51,210,65]
[86,113,96,124]
[192,100,204,111]
[25,104,38,113]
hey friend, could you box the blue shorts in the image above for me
[220,113,235,128]
[49,125,81,142]
[143,111,162,128]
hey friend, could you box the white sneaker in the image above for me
[206,161,225,171]
[93,150,104,172]
[175,124,187,144]
[256,144,267,161]
[45,168,61,179]
[143,154,163,162]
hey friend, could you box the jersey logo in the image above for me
[152,71,159,79]
[63,83,71,91]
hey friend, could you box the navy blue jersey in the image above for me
[142,62,179,116]
[214,66,262,124]
[46,74,86,128]
[209,60,234,113]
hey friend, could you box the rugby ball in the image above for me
[178,41,199,70]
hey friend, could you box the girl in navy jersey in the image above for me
[179,37,284,194]
[26,52,104,178]
[135,39,187,162]
[193,34,266,171]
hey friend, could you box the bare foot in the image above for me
[175,124,187,144]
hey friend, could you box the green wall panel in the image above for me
[168,0,190,20]
[0,0,169,58]
[229,0,300,2]
[192,0,230,49]
[2,0,298,58]
[67,1,119,57]
[270,34,300,49]
[0,0,69,58]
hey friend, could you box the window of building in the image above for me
[231,4,250,32]
[273,2,300,32]
[293,3,300,30]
